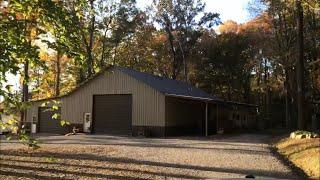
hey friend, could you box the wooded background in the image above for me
[0,0,319,130]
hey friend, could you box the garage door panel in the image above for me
[93,94,132,135]
[38,107,66,134]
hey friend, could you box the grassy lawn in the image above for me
[275,137,320,179]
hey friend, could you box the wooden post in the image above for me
[205,102,208,136]
[216,104,219,133]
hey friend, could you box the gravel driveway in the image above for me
[0,134,300,179]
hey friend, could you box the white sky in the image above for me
[137,0,252,23]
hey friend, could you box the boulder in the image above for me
[294,134,306,139]
[290,131,319,139]
[290,132,296,139]
[306,134,312,139]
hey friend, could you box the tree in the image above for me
[96,0,142,67]
[57,0,142,83]
[263,0,298,128]
[21,0,80,99]
[249,0,320,129]
[115,21,173,76]
[296,0,306,129]
[153,0,220,81]
[0,0,50,126]
[218,20,239,34]
[0,0,67,148]
[195,29,254,102]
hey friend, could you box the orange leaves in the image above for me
[153,33,167,44]
[218,20,239,34]
[218,13,272,36]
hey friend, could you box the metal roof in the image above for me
[32,66,243,103]
[116,67,219,101]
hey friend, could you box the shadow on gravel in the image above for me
[0,159,202,179]
[0,150,292,179]
[28,133,271,144]
[14,141,269,155]
[0,170,63,180]
[0,167,144,180]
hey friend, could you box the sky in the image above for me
[2,0,252,95]
[136,0,252,24]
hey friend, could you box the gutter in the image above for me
[164,93,214,102]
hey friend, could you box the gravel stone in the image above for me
[0,134,300,179]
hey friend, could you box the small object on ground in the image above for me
[245,174,255,178]
[72,126,80,134]
[65,132,87,136]
[64,133,73,136]
[65,126,81,136]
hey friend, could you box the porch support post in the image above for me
[216,104,219,133]
[205,102,208,136]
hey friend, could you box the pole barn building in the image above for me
[25,66,257,137]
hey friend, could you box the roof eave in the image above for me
[164,93,214,101]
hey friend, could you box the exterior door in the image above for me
[38,107,66,134]
[93,94,132,135]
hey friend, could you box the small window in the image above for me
[84,113,91,123]
[32,116,37,123]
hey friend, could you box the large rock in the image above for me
[290,132,296,139]
[290,131,319,139]
[295,134,306,139]
[312,134,319,138]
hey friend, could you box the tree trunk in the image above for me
[164,23,178,80]
[22,60,29,103]
[227,78,232,101]
[100,30,108,68]
[264,57,270,127]
[243,75,251,103]
[285,69,291,128]
[87,0,95,77]
[296,0,306,130]
[20,59,29,129]
[55,49,61,96]
[113,46,117,65]
[77,67,86,84]
[177,41,187,82]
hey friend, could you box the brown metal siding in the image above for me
[61,70,165,127]
[26,70,165,128]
